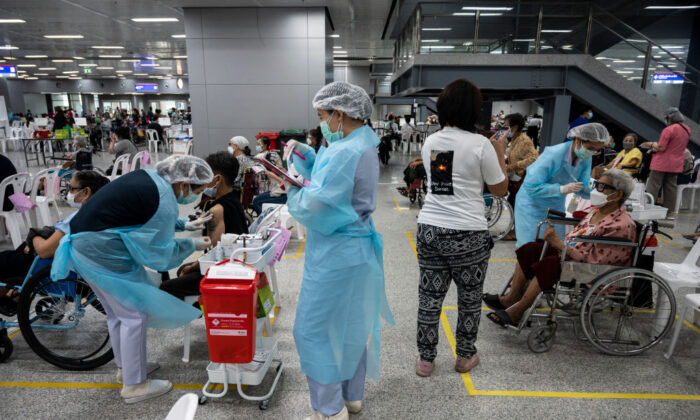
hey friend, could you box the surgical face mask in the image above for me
[589,189,615,208]
[306,137,313,145]
[507,132,513,139]
[623,141,634,151]
[575,143,596,160]
[176,184,198,205]
[228,146,234,154]
[66,190,83,208]
[203,182,218,198]
[255,145,263,153]
[587,112,593,120]
[320,112,343,144]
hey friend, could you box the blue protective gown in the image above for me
[51,169,201,329]
[514,142,592,248]
[286,125,394,385]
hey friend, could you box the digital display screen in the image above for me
[135,83,159,92]
[0,65,16,78]
[653,73,683,81]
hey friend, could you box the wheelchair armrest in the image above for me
[546,208,582,226]
[570,235,637,247]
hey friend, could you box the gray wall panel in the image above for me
[185,38,206,85]
[183,8,202,39]
[259,8,309,38]
[308,38,326,84]
[200,9,259,38]
[308,8,326,38]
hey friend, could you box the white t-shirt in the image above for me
[417,126,505,231]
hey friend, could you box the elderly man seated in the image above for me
[483,169,637,327]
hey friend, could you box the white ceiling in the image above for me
[0,0,395,80]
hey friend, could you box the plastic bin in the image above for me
[200,260,259,364]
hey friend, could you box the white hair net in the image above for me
[312,81,373,121]
[566,122,610,143]
[229,136,249,149]
[665,107,684,123]
[156,155,214,185]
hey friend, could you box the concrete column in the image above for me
[680,15,700,122]
[541,94,571,148]
[184,7,327,157]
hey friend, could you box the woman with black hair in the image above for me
[415,78,508,377]
[307,127,324,153]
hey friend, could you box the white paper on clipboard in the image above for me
[256,157,304,188]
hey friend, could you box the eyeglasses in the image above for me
[69,186,85,193]
[591,180,616,192]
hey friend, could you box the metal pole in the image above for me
[641,41,652,90]
[473,10,480,54]
[584,3,593,55]
[535,5,543,54]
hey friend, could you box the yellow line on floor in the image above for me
[658,237,691,250]
[393,197,418,213]
[8,329,20,339]
[282,237,306,259]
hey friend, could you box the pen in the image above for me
[282,141,307,161]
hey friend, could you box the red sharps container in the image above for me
[200,259,259,363]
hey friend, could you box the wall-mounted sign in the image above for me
[135,83,159,92]
[0,65,16,78]
[652,72,683,82]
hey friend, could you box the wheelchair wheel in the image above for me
[0,330,12,362]
[580,268,676,356]
[528,323,556,353]
[18,266,113,370]
[484,195,514,241]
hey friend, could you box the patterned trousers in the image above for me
[416,224,491,361]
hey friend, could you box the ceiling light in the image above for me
[421,40,440,43]
[420,46,455,49]
[329,34,340,38]
[155,66,172,70]
[637,55,646,58]
[52,59,73,62]
[17,64,36,67]
[62,70,79,74]
[0,19,26,23]
[96,66,114,70]
[653,55,662,58]
[44,34,83,39]
[16,70,26,73]
[333,46,343,49]
[645,5,699,9]
[613,60,635,63]
[422,28,451,31]
[615,70,633,74]
[513,39,535,42]
[56,75,69,78]
[541,29,572,33]
[562,45,573,49]
[68,77,82,80]
[120,59,140,62]
[73,56,85,60]
[144,56,159,60]
[453,12,503,16]
[333,50,348,54]
[25,77,38,80]
[99,55,121,58]
[39,67,56,70]
[92,46,123,49]
[660,45,684,49]
[133,73,148,76]
[626,39,647,43]
[116,70,132,73]
[623,68,646,70]
[461,6,512,10]
[25,55,48,58]
[334,55,348,58]
[173,55,187,59]
[0,45,19,50]
[79,63,97,67]
[595,56,610,60]
[171,34,186,38]
[131,17,179,22]
[33,73,48,76]
[139,63,157,67]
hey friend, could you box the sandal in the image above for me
[486,310,516,328]
[482,293,506,311]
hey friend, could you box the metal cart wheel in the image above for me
[259,399,270,410]
[0,330,13,362]
[485,195,514,241]
[580,268,676,356]
[527,323,556,353]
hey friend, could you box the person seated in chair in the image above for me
[160,152,248,301]
[397,157,425,198]
[482,169,637,327]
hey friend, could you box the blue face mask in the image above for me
[574,143,595,160]
[587,112,593,119]
[507,132,513,139]
[203,182,218,198]
[176,184,198,205]
[255,145,262,153]
[320,112,344,144]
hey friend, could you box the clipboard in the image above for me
[256,157,304,188]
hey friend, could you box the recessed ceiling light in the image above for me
[139,63,157,67]
[462,6,512,10]
[453,12,503,16]
[79,63,98,67]
[25,55,47,58]
[39,67,56,70]
[44,34,83,39]
[513,39,536,42]
[33,73,48,76]
[25,77,38,80]
[144,56,159,60]
[173,55,187,59]
[68,77,82,80]
[52,59,73,62]
[56,75,69,78]
[645,5,699,9]
[131,17,179,22]
[0,19,26,23]
[333,51,348,54]
[73,56,85,60]
[660,45,684,49]
[541,29,572,33]
[171,34,186,38]
[421,40,440,43]
[17,64,36,67]
[333,46,343,49]
[0,45,19,50]
[92,46,124,49]
[329,34,340,38]
[120,59,141,62]
[133,73,148,76]
[155,66,172,70]
[422,28,452,31]
[420,45,455,49]
[116,70,132,73]
[615,70,633,74]
[613,60,635,63]
[334,55,348,58]
[96,66,114,70]
[62,71,79,74]
[99,55,121,58]
[3,56,17,60]
[16,70,26,73]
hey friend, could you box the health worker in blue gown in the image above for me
[283,82,394,420]
[514,123,609,248]
[51,155,214,404]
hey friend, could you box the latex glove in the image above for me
[560,182,583,194]
[282,140,312,162]
[193,237,211,251]
[184,212,213,231]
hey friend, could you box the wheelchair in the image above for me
[505,209,676,356]
[0,257,113,369]
[484,193,515,241]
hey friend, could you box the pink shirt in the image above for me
[564,207,637,266]
[650,123,690,173]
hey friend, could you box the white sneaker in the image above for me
[116,362,161,384]
[345,400,362,414]
[121,379,172,404]
[303,406,349,420]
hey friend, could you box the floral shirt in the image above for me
[507,133,538,177]
[564,206,636,266]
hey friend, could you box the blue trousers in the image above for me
[306,349,367,416]
[252,191,287,215]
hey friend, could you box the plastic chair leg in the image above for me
[664,305,688,359]
[183,323,191,363]
[5,213,23,249]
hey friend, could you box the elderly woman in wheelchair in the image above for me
[483,169,637,328]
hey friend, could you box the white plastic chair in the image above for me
[131,151,152,171]
[279,204,305,240]
[0,173,31,248]
[27,168,61,228]
[182,295,199,363]
[145,129,160,161]
[9,126,23,151]
[164,393,199,420]
[664,293,700,359]
[674,159,700,213]
[109,154,132,181]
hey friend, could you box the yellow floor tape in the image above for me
[282,237,306,259]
